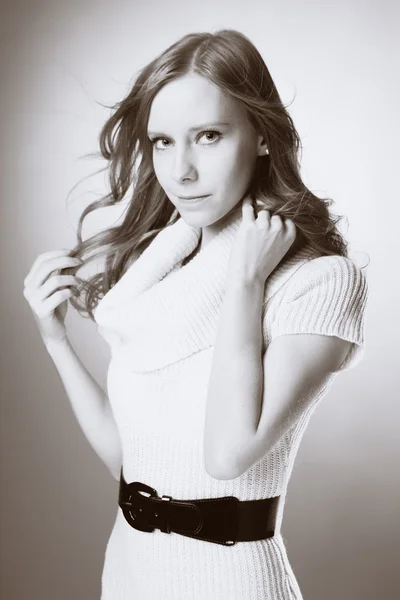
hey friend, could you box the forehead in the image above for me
[147,73,247,131]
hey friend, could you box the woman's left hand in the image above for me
[227,195,297,286]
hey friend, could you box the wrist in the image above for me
[43,335,71,354]
[225,277,265,312]
[226,273,265,295]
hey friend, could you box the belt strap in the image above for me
[118,468,280,546]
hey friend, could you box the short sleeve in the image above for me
[268,255,369,371]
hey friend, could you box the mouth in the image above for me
[177,194,211,203]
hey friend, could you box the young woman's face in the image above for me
[147,72,264,227]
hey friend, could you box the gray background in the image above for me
[1,0,398,598]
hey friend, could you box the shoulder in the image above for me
[264,253,369,371]
[281,254,368,303]
[291,253,363,281]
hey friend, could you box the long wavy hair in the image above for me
[64,29,362,321]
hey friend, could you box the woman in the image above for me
[23,29,369,600]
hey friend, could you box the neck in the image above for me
[200,204,243,249]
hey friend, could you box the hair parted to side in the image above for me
[65,28,361,321]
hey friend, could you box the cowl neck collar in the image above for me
[94,211,318,372]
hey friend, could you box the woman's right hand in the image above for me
[23,249,83,345]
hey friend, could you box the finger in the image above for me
[38,275,78,302]
[34,289,73,319]
[24,249,74,286]
[269,214,286,230]
[284,218,297,238]
[241,195,255,222]
[26,255,82,289]
[256,209,271,225]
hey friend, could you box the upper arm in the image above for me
[256,333,350,453]
[231,334,352,478]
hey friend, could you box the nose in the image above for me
[171,146,197,183]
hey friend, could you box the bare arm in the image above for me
[45,337,122,481]
[23,249,122,481]
[203,278,265,478]
[204,199,366,480]
[204,278,352,480]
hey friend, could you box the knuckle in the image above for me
[24,290,34,303]
[271,217,283,229]
[242,221,253,232]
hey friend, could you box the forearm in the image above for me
[204,278,265,478]
[45,337,122,480]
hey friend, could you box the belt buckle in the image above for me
[120,481,173,534]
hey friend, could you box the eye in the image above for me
[149,129,222,151]
[199,129,221,143]
[148,137,171,150]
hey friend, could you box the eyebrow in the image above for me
[147,122,230,136]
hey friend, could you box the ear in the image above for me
[256,134,269,156]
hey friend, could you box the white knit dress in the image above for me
[94,211,369,600]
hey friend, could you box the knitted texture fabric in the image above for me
[94,211,369,600]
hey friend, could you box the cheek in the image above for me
[206,146,242,177]
[152,158,169,187]
[152,155,161,176]
[216,145,255,189]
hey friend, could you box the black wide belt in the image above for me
[118,468,280,546]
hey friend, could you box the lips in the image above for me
[178,195,210,200]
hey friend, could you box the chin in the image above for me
[178,212,210,226]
